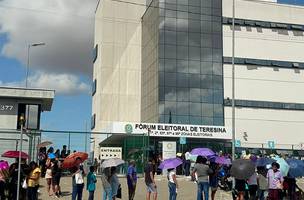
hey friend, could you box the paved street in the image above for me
[38,175,233,200]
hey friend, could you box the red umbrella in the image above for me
[62,152,88,169]
[2,150,29,159]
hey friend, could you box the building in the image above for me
[0,87,55,161]
[92,0,304,158]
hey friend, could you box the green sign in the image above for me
[235,140,241,147]
[125,124,133,134]
[179,137,186,145]
[268,141,275,149]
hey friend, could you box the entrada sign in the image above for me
[110,122,231,140]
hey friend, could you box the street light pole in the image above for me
[25,42,46,88]
[16,114,25,200]
[231,0,237,183]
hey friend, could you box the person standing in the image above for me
[45,158,53,197]
[257,167,268,200]
[101,168,112,200]
[87,166,97,200]
[0,167,6,200]
[209,162,220,200]
[248,171,258,200]
[27,161,41,200]
[144,159,157,200]
[184,151,191,176]
[127,160,137,200]
[167,168,178,200]
[110,167,120,200]
[51,160,62,198]
[267,162,283,200]
[71,158,85,200]
[192,156,212,200]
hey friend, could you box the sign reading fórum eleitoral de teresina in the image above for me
[109,122,231,140]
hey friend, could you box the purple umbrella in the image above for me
[215,156,232,165]
[158,158,183,170]
[190,148,215,157]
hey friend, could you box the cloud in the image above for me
[0,72,90,95]
[0,0,98,76]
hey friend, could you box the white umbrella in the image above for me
[101,158,125,168]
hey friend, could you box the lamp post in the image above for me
[16,114,25,200]
[231,0,236,161]
[25,42,46,88]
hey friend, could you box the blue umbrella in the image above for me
[286,159,304,178]
[274,157,290,177]
[256,157,276,167]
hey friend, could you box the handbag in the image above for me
[116,184,122,199]
[22,179,27,189]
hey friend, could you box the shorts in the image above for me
[211,187,218,192]
[52,176,61,185]
[146,183,157,193]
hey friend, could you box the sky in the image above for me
[0,0,98,151]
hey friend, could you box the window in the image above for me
[92,79,97,96]
[17,104,41,130]
[93,44,98,63]
[91,114,96,130]
[165,87,176,101]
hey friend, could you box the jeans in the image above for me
[168,182,177,200]
[197,181,209,200]
[184,161,191,176]
[0,181,5,200]
[257,189,265,200]
[27,186,38,200]
[72,184,84,200]
[88,191,95,200]
[103,187,112,200]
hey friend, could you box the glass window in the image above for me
[201,21,212,33]
[177,5,188,19]
[165,87,176,101]
[165,45,176,59]
[164,101,176,115]
[159,101,165,115]
[164,72,176,86]
[177,46,189,60]
[212,34,222,48]
[201,33,212,48]
[177,0,188,5]
[159,72,165,86]
[213,75,223,89]
[202,0,212,7]
[189,46,200,60]
[190,116,202,125]
[214,104,223,117]
[200,75,213,89]
[188,6,200,14]
[189,13,201,20]
[177,73,189,87]
[201,62,213,75]
[189,0,200,6]
[212,8,221,16]
[165,6,177,18]
[213,89,223,104]
[159,114,165,123]
[189,74,200,88]
[202,117,213,125]
[159,87,165,101]
[177,88,189,101]
[201,48,212,61]
[212,22,222,33]
[189,60,200,74]
[212,0,221,8]
[177,59,188,73]
[177,18,188,32]
[177,32,188,45]
[165,17,176,31]
[212,15,222,22]
[177,115,190,124]
[213,62,222,75]
[202,103,213,117]
[190,88,201,102]
[159,59,165,72]
[159,30,165,44]
[201,89,213,103]
[190,102,201,116]
[165,59,176,72]
[213,117,223,126]
[189,33,201,47]
[159,44,165,58]
[213,49,222,62]
[189,20,201,33]
[177,102,189,115]
[165,30,177,45]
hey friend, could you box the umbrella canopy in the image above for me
[62,152,88,169]
[256,157,276,167]
[158,158,183,170]
[1,150,28,159]
[286,159,304,178]
[37,141,52,148]
[190,148,215,157]
[101,158,125,168]
[274,157,290,177]
[231,159,255,180]
[215,156,232,166]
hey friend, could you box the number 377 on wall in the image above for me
[0,105,14,111]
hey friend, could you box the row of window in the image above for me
[223,17,304,31]
[224,99,304,111]
[158,0,222,8]
[223,57,304,69]
[159,114,224,126]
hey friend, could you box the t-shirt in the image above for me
[267,169,283,189]
[257,174,268,190]
[87,172,96,192]
[144,164,153,184]
[248,172,257,185]
[127,165,137,185]
[193,163,210,182]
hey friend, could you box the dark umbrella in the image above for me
[256,157,276,167]
[158,158,183,170]
[190,148,215,157]
[286,159,304,178]
[231,159,255,180]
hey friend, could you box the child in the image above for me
[87,166,97,200]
